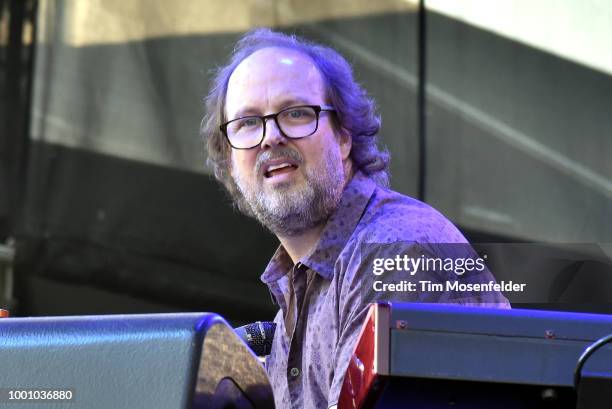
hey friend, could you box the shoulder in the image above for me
[333,185,467,292]
[354,186,468,245]
[334,186,465,288]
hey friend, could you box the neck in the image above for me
[277,223,326,264]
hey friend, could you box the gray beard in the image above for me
[232,147,345,236]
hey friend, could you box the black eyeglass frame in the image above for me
[220,104,336,150]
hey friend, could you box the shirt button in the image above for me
[290,367,300,377]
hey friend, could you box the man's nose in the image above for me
[261,118,287,149]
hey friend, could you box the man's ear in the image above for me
[338,127,352,161]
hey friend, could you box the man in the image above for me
[201,28,509,409]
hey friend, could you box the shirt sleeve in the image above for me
[326,240,510,406]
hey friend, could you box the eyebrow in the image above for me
[231,96,318,120]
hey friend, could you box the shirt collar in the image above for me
[260,171,376,284]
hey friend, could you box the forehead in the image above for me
[225,47,326,118]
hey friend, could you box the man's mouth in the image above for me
[264,162,298,178]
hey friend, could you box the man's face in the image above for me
[225,47,351,236]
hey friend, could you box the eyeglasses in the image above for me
[220,105,336,149]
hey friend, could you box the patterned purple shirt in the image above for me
[261,171,510,409]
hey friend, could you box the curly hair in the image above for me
[201,28,390,212]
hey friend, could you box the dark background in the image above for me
[1,1,611,324]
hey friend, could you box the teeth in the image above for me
[267,162,292,172]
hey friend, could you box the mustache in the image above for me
[255,147,303,174]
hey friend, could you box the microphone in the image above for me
[235,321,276,356]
